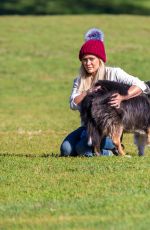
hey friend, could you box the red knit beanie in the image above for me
[79,39,106,63]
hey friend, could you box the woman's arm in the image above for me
[109,85,142,108]
[108,67,148,108]
[112,68,148,93]
[70,77,82,110]
[74,91,87,105]
[74,85,101,105]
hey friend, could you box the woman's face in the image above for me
[82,54,100,76]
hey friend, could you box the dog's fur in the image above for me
[80,80,150,156]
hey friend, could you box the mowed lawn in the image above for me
[0,15,150,229]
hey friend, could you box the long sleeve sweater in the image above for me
[70,67,150,111]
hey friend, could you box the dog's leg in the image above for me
[147,128,150,145]
[112,127,125,156]
[93,139,102,156]
[134,133,147,156]
[94,146,101,156]
[88,135,101,156]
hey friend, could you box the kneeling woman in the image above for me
[60,28,149,157]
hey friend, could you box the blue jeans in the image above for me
[60,127,116,157]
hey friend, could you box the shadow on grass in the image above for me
[0,153,96,158]
[0,152,61,158]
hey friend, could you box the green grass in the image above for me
[0,15,150,229]
[0,156,150,229]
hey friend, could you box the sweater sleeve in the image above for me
[69,77,81,110]
[114,68,149,93]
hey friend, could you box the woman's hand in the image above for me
[74,86,102,105]
[109,86,142,108]
[109,93,124,108]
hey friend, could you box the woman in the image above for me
[60,28,149,157]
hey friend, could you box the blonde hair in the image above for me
[78,59,105,93]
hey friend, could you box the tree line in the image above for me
[0,0,150,15]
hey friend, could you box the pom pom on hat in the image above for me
[84,28,104,42]
[79,28,106,62]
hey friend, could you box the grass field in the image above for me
[0,15,150,229]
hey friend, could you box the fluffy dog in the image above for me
[80,80,150,156]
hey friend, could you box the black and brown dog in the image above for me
[80,80,150,156]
